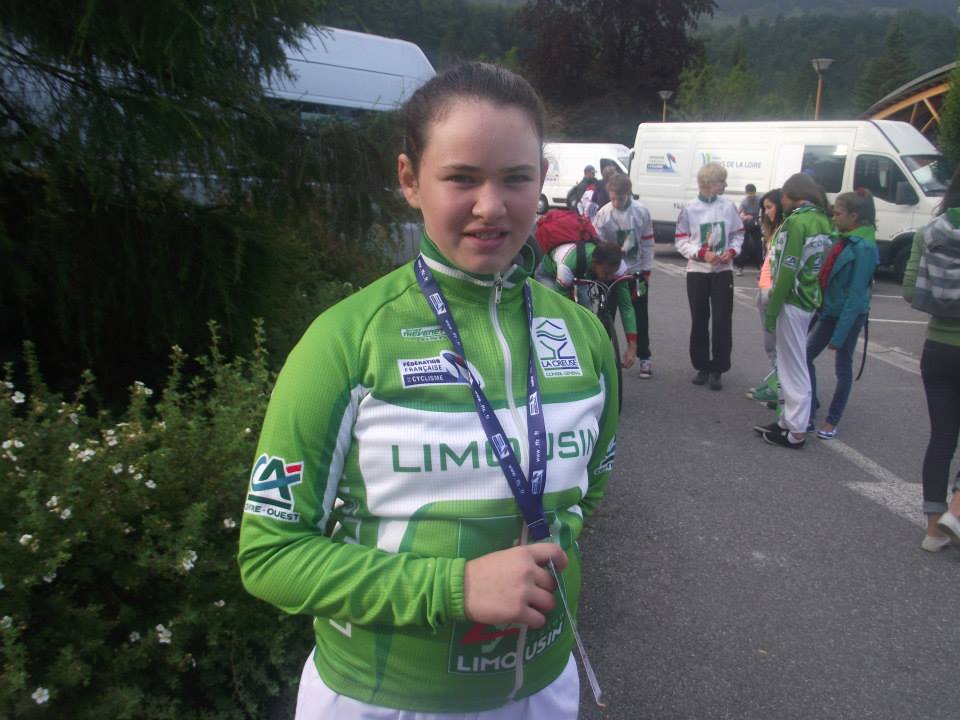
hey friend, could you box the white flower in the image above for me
[133,472,143,481]
[68,442,80,452]
[1,616,11,628]
[244,427,252,435]
[2,439,23,450]
[133,381,154,397]
[45,496,59,509]
[180,550,197,572]
[31,687,49,704]
[0,576,5,590]
[68,412,79,425]
[144,479,156,489]
[128,631,141,643]
[112,464,123,474]
[213,599,226,608]
[59,508,71,520]
[77,448,95,462]
[18,534,33,546]
[10,391,25,405]
[43,573,56,583]
[156,624,172,644]
[3,381,12,389]
[222,518,236,529]
[105,435,118,447]
[156,420,166,430]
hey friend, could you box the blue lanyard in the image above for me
[413,255,550,541]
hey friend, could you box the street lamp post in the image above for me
[810,58,834,120]
[658,90,674,122]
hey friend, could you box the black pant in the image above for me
[630,278,650,360]
[735,226,763,269]
[686,270,734,374]
[921,339,960,513]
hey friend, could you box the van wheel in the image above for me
[893,245,910,284]
[537,195,548,215]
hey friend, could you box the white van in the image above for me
[540,142,632,214]
[265,27,435,114]
[629,120,948,277]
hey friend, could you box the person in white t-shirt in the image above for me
[593,174,656,378]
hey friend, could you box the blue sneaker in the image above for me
[817,428,838,440]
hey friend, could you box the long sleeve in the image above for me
[238,314,465,630]
[831,242,877,347]
[674,207,701,260]
[765,222,803,330]
[639,206,655,271]
[902,229,924,303]
[579,314,618,520]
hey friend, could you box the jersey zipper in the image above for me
[488,273,531,700]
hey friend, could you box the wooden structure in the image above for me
[863,63,954,142]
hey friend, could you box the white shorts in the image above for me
[294,649,580,720]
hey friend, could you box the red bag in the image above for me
[534,209,598,254]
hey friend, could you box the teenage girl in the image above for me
[806,190,878,440]
[238,63,618,718]
[754,173,831,449]
[747,189,784,403]
[903,167,960,552]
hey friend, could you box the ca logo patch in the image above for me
[245,454,303,523]
[533,318,582,377]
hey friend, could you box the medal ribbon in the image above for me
[413,255,549,541]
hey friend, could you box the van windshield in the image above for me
[903,155,948,196]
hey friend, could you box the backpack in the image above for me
[534,209,599,255]
[910,225,960,319]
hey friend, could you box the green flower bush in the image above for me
[0,321,312,719]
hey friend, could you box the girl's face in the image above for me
[763,198,779,225]
[398,98,546,275]
[832,200,859,232]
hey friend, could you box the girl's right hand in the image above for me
[463,543,568,629]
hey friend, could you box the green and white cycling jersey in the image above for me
[238,234,619,714]
[767,203,832,322]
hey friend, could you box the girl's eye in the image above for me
[505,173,534,184]
[446,174,476,185]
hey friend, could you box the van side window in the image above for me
[801,145,846,193]
[853,155,913,205]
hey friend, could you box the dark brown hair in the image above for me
[782,173,827,208]
[402,62,546,175]
[939,165,960,215]
[760,188,783,237]
[591,242,623,268]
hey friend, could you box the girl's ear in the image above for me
[398,153,421,209]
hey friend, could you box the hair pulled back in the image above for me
[835,189,876,227]
[782,173,827,208]
[402,62,546,175]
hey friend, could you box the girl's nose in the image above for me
[472,183,507,220]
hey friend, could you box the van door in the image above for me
[852,153,919,239]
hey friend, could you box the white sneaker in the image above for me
[638,359,652,378]
[936,512,960,542]
[921,534,951,552]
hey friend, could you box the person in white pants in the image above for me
[753,173,831,449]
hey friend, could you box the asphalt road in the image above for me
[575,246,956,720]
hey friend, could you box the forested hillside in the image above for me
[682,8,958,122]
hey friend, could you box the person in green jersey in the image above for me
[238,62,619,718]
[754,172,831,449]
